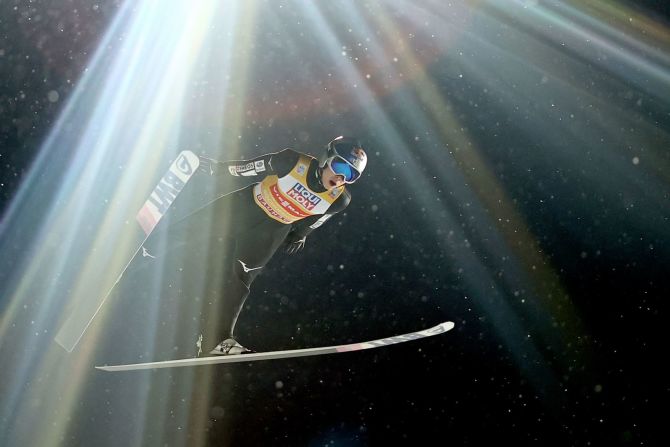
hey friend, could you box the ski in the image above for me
[55,151,200,352]
[96,321,454,372]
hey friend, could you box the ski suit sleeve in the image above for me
[283,189,351,254]
[198,148,299,178]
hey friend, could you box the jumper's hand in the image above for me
[285,236,306,255]
[198,156,220,176]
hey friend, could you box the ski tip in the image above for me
[420,321,455,337]
[433,321,455,334]
[54,336,75,353]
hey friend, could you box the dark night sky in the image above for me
[1,1,669,446]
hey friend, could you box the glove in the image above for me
[198,155,221,176]
[284,235,306,255]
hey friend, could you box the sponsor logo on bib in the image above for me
[286,183,321,211]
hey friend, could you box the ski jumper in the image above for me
[144,149,350,346]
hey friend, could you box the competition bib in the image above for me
[253,155,343,224]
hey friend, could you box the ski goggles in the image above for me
[328,156,362,183]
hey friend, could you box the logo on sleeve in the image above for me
[239,162,256,176]
[255,160,266,172]
[229,162,256,176]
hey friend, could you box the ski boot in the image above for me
[210,338,253,356]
